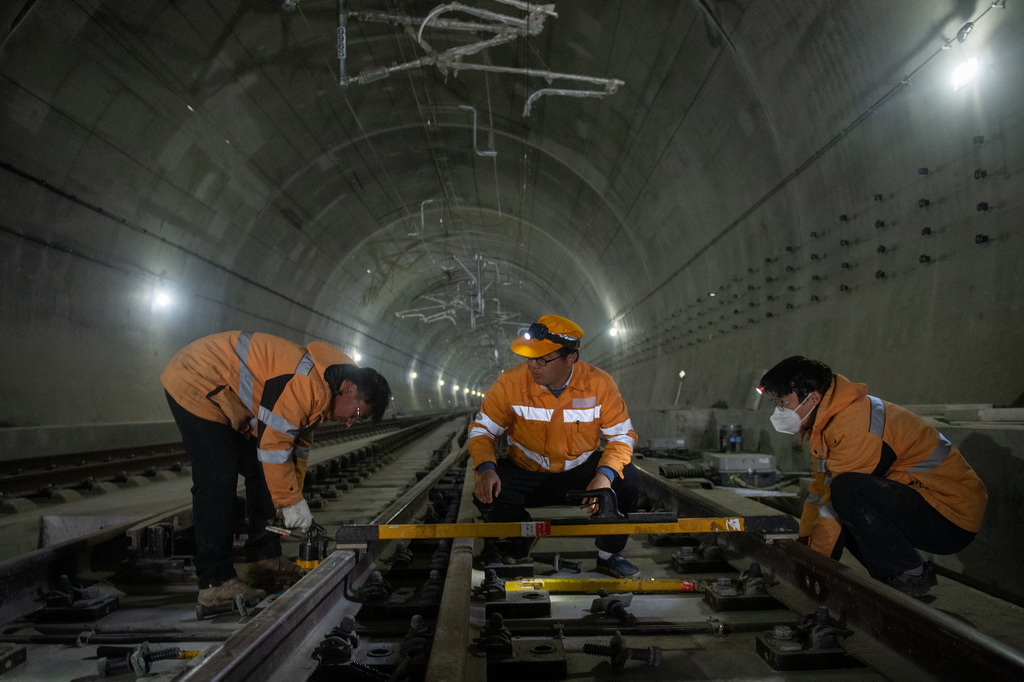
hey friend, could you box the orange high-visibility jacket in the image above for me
[468,361,638,477]
[800,374,988,556]
[161,331,354,508]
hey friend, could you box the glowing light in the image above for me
[438,380,445,387]
[352,352,362,362]
[464,387,469,393]
[409,371,418,379]
[953,58,979,91]
[678,370,686,379]
[454,385,460,391]
[609,326,619,337]
[152,284,174,309]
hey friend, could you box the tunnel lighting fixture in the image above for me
[956,21,975,44]
[609,326,619,337]
[952,57,980,91]
[673,370,687,405]
[438,380,445,387]
[352,352,362,362]
[454,385,460,391]
[409,371,418,379]
[708,292,716,297]
[464,387,469,393]
[152,288,173,309]
[186,104,194,112]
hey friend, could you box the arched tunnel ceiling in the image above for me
[1,0,1022,425]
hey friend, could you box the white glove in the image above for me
[280,499,314,533]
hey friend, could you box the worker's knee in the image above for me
[612,463,643,512]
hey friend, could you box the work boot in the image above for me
[243,556,303,592]
[884,561,937,598]
[596,554,641,578]
[197,578,266,607]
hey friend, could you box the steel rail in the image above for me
[423,473,481,682]
[0,416,434,498]
[156,456,1024,680]
[0,419,447,628]
[176,430,469,680]
[0,505,184,625]
[641,469,1024,680]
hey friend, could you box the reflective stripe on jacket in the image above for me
[468,361,638,476]
[800,374,988,556]
[161,331,354,507]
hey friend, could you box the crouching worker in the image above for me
[469,315,644,577]
[759,356,987,597]
[162,331,391,606]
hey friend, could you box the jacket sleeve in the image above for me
[801,472,842,554]
[468,379,511,471]
[595,379,637,477]
[256,376,319,507]
[802,413,881,556]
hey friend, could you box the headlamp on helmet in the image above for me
[524,321,580,349]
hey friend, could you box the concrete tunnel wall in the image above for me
[1,2,1022,429]
[0,0,1021,596]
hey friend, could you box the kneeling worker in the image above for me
[759,356,987,597]
[162,331,391,606]
[469,315,644,577]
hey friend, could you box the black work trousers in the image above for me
[473,455,643,556]
[165,392,281,587]
[830,472,976,580]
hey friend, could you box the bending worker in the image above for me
[468,315,644,577]
[162,331,391,607]
[759,356,987,597]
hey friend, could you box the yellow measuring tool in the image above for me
[505,577,700,593]
[334,488,798,548]
[336,516,754,548]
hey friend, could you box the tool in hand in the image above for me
[265,522,330,570]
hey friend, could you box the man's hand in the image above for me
[280,499,314,533]
[474,469,502,504]
[583,472,612,515]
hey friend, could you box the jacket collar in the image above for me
[520,361,593,396]
[806,374,868,447]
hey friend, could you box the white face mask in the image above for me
[770,394,814,434]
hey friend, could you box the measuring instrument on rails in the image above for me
[504,577,701,593]
[335,488,798,548]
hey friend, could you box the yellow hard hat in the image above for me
[510,315,584,358]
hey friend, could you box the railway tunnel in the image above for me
[1,1,1023,679]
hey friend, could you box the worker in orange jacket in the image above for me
[469,315,644,577]
[162,331,391,606]
[759,356,987,597]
